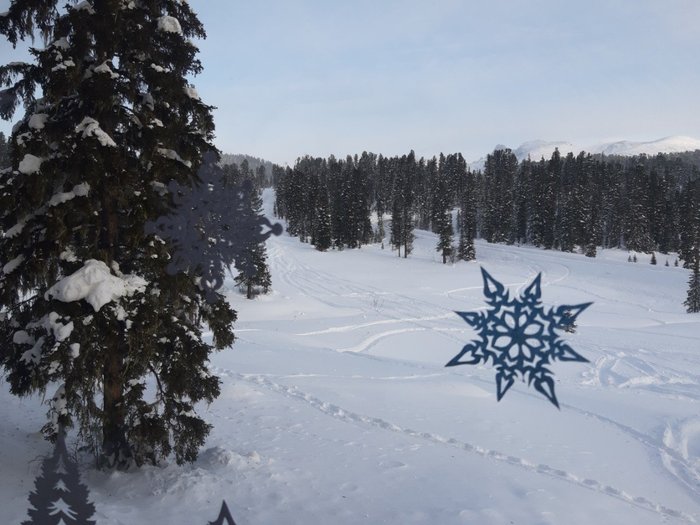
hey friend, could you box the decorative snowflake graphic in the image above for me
[146,151,282,303]
[447,268,591,408]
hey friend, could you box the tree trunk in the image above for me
[100,194,131,469]
[102,344,131,469]
[247,281,253,299]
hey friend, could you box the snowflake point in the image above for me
[455,310,480,327]
[521,273,542,301]
[480,266,506,299]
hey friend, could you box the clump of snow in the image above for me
[2,255,25,274]
[48,312,74,342]
[4,218,27,238]
[48,182,90,207]
[45,259,147,312]
[157,15,182,34]
[20,337,44,365]
[59,248,78,262]
[150,63,170,73]
[94,61,120,79]
[183,86,200,100]
[141,92,155,109]
[51,59,75,72]
[74,1,95,14]
[52,37,69,50]
[157,148,192,168]
[28,113,49,130]
[12,330,33,345]
[75,117,117,147]
[18,154,42,174]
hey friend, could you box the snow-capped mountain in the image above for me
[469,135,700,171]
[590,136,700,156]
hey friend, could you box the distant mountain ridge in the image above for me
[469,135,700,171]
[220,153,274,175]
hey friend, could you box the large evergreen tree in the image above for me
[0,1,235,468]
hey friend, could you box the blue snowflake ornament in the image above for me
[146,151,282,303]
[447,268,591,408]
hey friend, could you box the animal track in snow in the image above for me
[227,371,696,523]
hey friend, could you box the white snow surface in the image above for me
[45,259,147,312]
[2,189,700,524]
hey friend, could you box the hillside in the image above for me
[1,189,699,524]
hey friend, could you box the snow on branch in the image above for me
[45,259,147,312]
[75,117,117,147]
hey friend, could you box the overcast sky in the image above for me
[2,1,700,165]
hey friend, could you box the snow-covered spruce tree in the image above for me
[314,182,333,252]
[0,1,235,468]
[234,183,272,299]
[456,170,476,262]
[686,246,700,313]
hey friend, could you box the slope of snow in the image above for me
[2,189,700,524]
[592,136,700,156]
[470,135,700,170]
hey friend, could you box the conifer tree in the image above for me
[436,210,453,264]
[314,180,333,252]
[457,170,476,262]
[0,1,235,468]
[686,245,700,313]
[434,156,454,263]
[235,185,272,299]
[651,252,657,265]
[686,265,700,313]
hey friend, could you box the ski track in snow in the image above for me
[265,230,700,516]
[216,368,696,523]
[230,202,700,522]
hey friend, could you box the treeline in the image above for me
[273,148,700,270]
[273,152,476,262]
[220,153,273,185]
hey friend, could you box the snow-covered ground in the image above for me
[2,189,700,524]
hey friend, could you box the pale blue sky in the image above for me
[2,1,700,164]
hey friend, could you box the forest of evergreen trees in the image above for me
[273,148,700,274]
[273,152,476,261]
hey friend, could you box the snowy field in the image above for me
[2,188,700,525]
